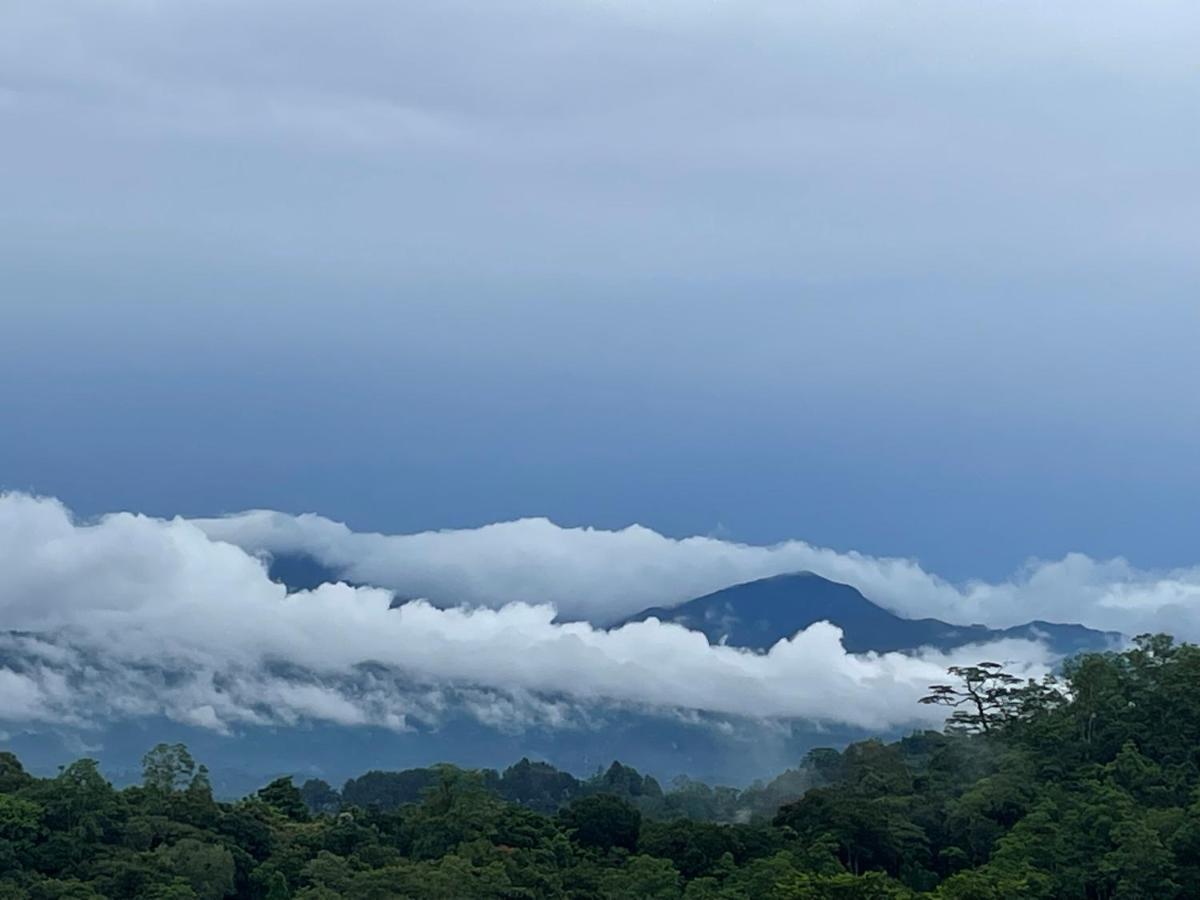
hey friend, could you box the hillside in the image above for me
[2,635,1196,898]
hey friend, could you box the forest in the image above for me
[2,635,1198,899]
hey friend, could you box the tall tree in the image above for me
[141,743,196,794]
[921,663,1057,734]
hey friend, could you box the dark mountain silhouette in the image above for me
[268,554,1118,657]
[618,572,1119,655]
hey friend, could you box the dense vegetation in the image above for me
[3,635,1200,898]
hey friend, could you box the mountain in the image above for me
[618,572,1120,655]
[266,554,1119,655]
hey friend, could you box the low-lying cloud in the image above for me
[0,494,1058,737]
[197,508,1200,637]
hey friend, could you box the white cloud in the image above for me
[0,493,1059,736]
[194,508,1200,637]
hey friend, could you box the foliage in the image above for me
[559,793,642,852]
[3,635,1200,897]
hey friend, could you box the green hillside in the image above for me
[3,635,1197,898]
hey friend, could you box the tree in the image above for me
[0,751,35,793]
[775,789,928,877]
[405,766,506,860]
[640,819,736,879]
[299,850,353,893]
[921,663,1047,734]
[255,868,291,900]
[599,855,682,899]
[341,768,438,810]
[560,794,642,852]
[155,839,236,900]
[776,870,915,899]
[257,777,310,822]
[142,743,197,794]
[298,779,341,816]
[498,758,582,813]
[935,865,1055,899]
[46,758,117,842]
[1101,816,1180,899]
[26,878,107,900]
[0,793,43,870]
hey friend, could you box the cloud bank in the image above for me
[3,0,1196,284]
[0,494,1057,738]
[196,509,1200,637]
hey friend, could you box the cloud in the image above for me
[0,493,1056,737]
[194,508,1200,637]
[2,0,1196,284]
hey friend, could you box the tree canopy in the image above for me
[2,635,1199,897]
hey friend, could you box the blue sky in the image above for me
[2,0,1199,581]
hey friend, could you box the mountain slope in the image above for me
[618,572,1119,654]
[266,554,1119,656]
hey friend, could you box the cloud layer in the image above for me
[196,508,1200,637]
[4,0,1197,280]
[0,494,1058,737]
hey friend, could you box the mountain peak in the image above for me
[619,572,1118,655]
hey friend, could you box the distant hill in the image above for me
[618,572,1120,655]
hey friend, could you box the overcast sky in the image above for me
[2,0,1199,581]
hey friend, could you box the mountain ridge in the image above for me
[617,571,1120,655]
[266,554,1120,656]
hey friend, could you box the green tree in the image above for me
[298,779,341,816]
[46,758,118,842]
[0,793,43,870]
[155,838,236,900]
[921,664,1028,735]
[257,777,311,822]
[599,854,682,899]
[142,743,197,794]
[405,766,506,860]
[0,750,35,793]
[560,794,642,852]
[1100,816,1180,899]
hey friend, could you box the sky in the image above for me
[3,0,1200,583]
